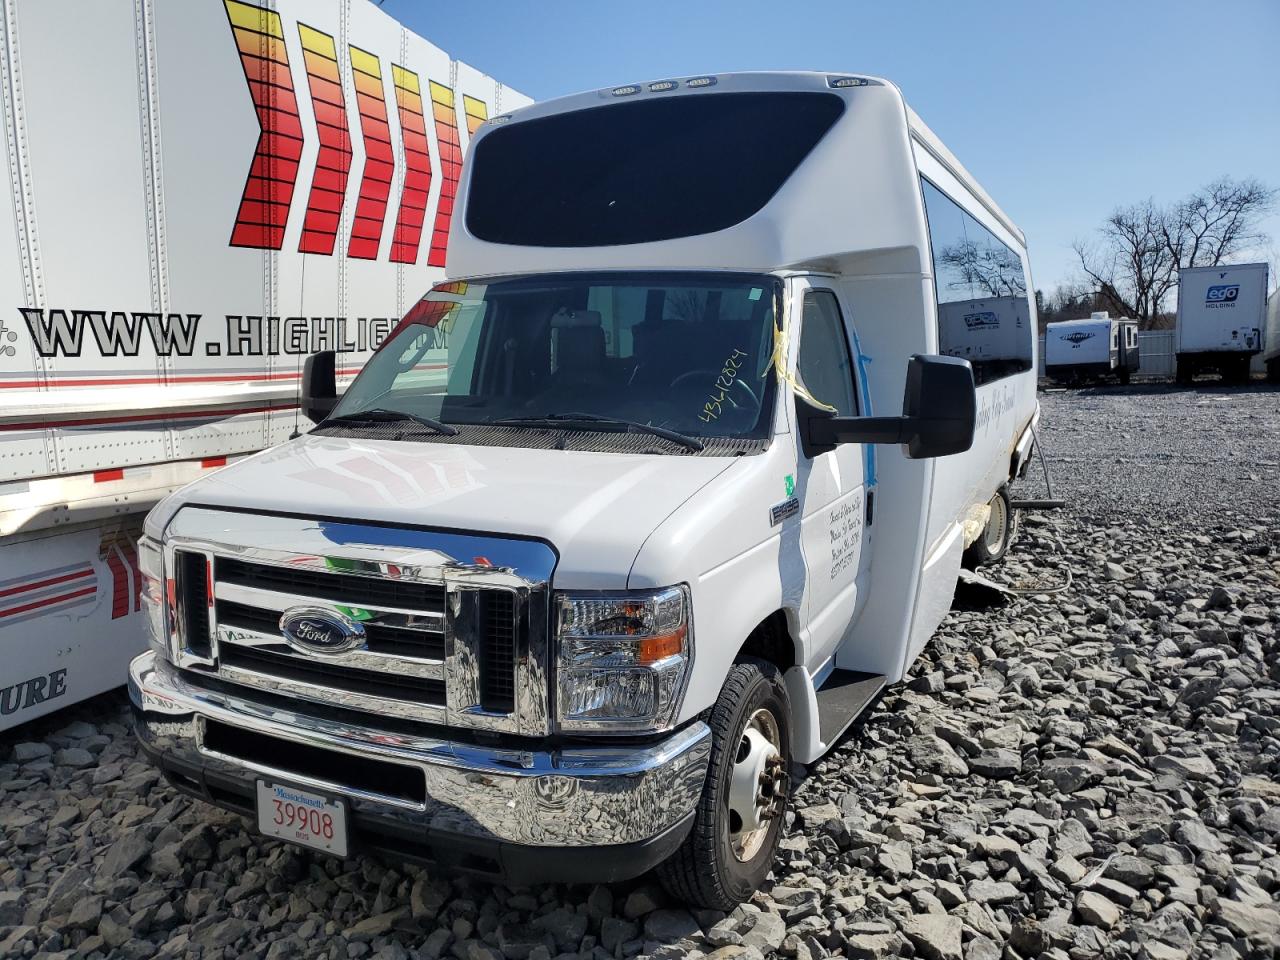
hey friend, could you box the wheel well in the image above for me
[735,611,798,671]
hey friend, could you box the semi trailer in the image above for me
[1044,312,1140,385]
[1175,262,1269,384]
[1265,290,1279,383]
[129,71,1041,906]
[0,0,529,730]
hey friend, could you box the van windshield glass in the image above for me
[327,273,780,447]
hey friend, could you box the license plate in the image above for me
[255,780,348,857]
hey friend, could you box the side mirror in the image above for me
[302,350,337,423]
[798,354,976,460]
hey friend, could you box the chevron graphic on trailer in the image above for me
[347,45,394,259]
[297,23,353,255]
[427,81,461,268]
[389,65,432,264]
[224,0,304,250]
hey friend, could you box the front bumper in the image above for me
[128,651,711,883]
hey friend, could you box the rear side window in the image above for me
[920,178,1033,386]
[466,93,845,247]
[797,290,858,417]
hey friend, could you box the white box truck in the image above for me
[129,71,1041,906]
[1264,290,1280,383]
[1044,312,1140,385]
[1175,262,1269,383]
[0,0,529,730]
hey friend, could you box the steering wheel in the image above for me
[669,369,760,410]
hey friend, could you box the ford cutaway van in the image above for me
[130,72,1039,908]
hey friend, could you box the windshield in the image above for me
[327,272,780,449]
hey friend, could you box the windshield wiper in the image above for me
[492,412,703,452]
[319,407,458,436]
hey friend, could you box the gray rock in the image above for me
[908,735,969,777]
[644,909,701,943]
[1075,890,1120,929]
[901,913,961,960]
[10,741,52,762]
[53,746,95,768]
[1040,757,1104,793]
[1104,854,1155,889]
[98,832,153,878]
[968,748,1021,779]
[739,912,785,953]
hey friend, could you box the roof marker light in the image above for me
[685,76,717,88]
[611,84,641,97]
[829,76,869,88]
[648,80,679,93]
[487,114,512,124]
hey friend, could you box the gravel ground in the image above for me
[2,387,1278,960]
[1032,382,1280,523]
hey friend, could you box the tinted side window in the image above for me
[920,178,1033,385]
[797,290,858,417]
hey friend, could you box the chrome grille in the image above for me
[164,508,556,735]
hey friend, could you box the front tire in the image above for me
[658,658,791,910]
[963,485,1016,568]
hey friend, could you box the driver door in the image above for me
[793,284,867,674]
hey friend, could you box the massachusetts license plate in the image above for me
[255,780,348,857]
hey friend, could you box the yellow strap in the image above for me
[769,309,836,412]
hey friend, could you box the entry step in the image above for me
[816,669,886,745]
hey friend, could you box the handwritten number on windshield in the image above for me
[699,349,748,422]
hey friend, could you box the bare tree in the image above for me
[938,239,1027,298]
[1073,177,1275,329]
[1162,177,1276,269]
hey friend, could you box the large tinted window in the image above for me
[921,178,1032,385]
[467,93,845,247]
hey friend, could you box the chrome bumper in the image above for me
[128,651,710,851]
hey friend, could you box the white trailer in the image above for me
[937,295,1033,384]
[1044,312,1140,384]
[1175,262,1269,383]
[1264,290,1280,383]
[130,71,1041,904]
[0,0,530,730]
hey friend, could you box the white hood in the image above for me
[149,435,738,589]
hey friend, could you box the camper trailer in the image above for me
[0,0,529,731]
[130,72,1040,907]
[1044,312,1140,384]
[1175,263,1269,383]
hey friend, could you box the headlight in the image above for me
[555,585,693,732]
[137,536,169,657]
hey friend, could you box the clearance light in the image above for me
[611,84,641,97]
[487,114,512,124]
[648,80,679,93]
[685,76,717,88]
[829,76,869,88]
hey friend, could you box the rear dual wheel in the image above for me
[658,658,791,910]
[963,485,1016,568]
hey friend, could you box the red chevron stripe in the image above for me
[224,1,303,250]
[297,24,352,256]
[347,47,394,259]
[389,65,432,264]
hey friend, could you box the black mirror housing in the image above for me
[798,354,976,460]
[302,350,337,424]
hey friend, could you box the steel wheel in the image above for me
[727,707,786,861]
[982,490,1009,554]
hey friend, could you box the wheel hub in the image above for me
[727,708,787,861]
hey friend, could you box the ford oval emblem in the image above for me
[279,606,365,655]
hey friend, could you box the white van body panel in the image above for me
[1176,263,1270,355]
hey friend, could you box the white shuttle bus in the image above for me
[130,72,1040,906]
[1045,312,1140,385]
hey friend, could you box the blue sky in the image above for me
[384,0,1280,293]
